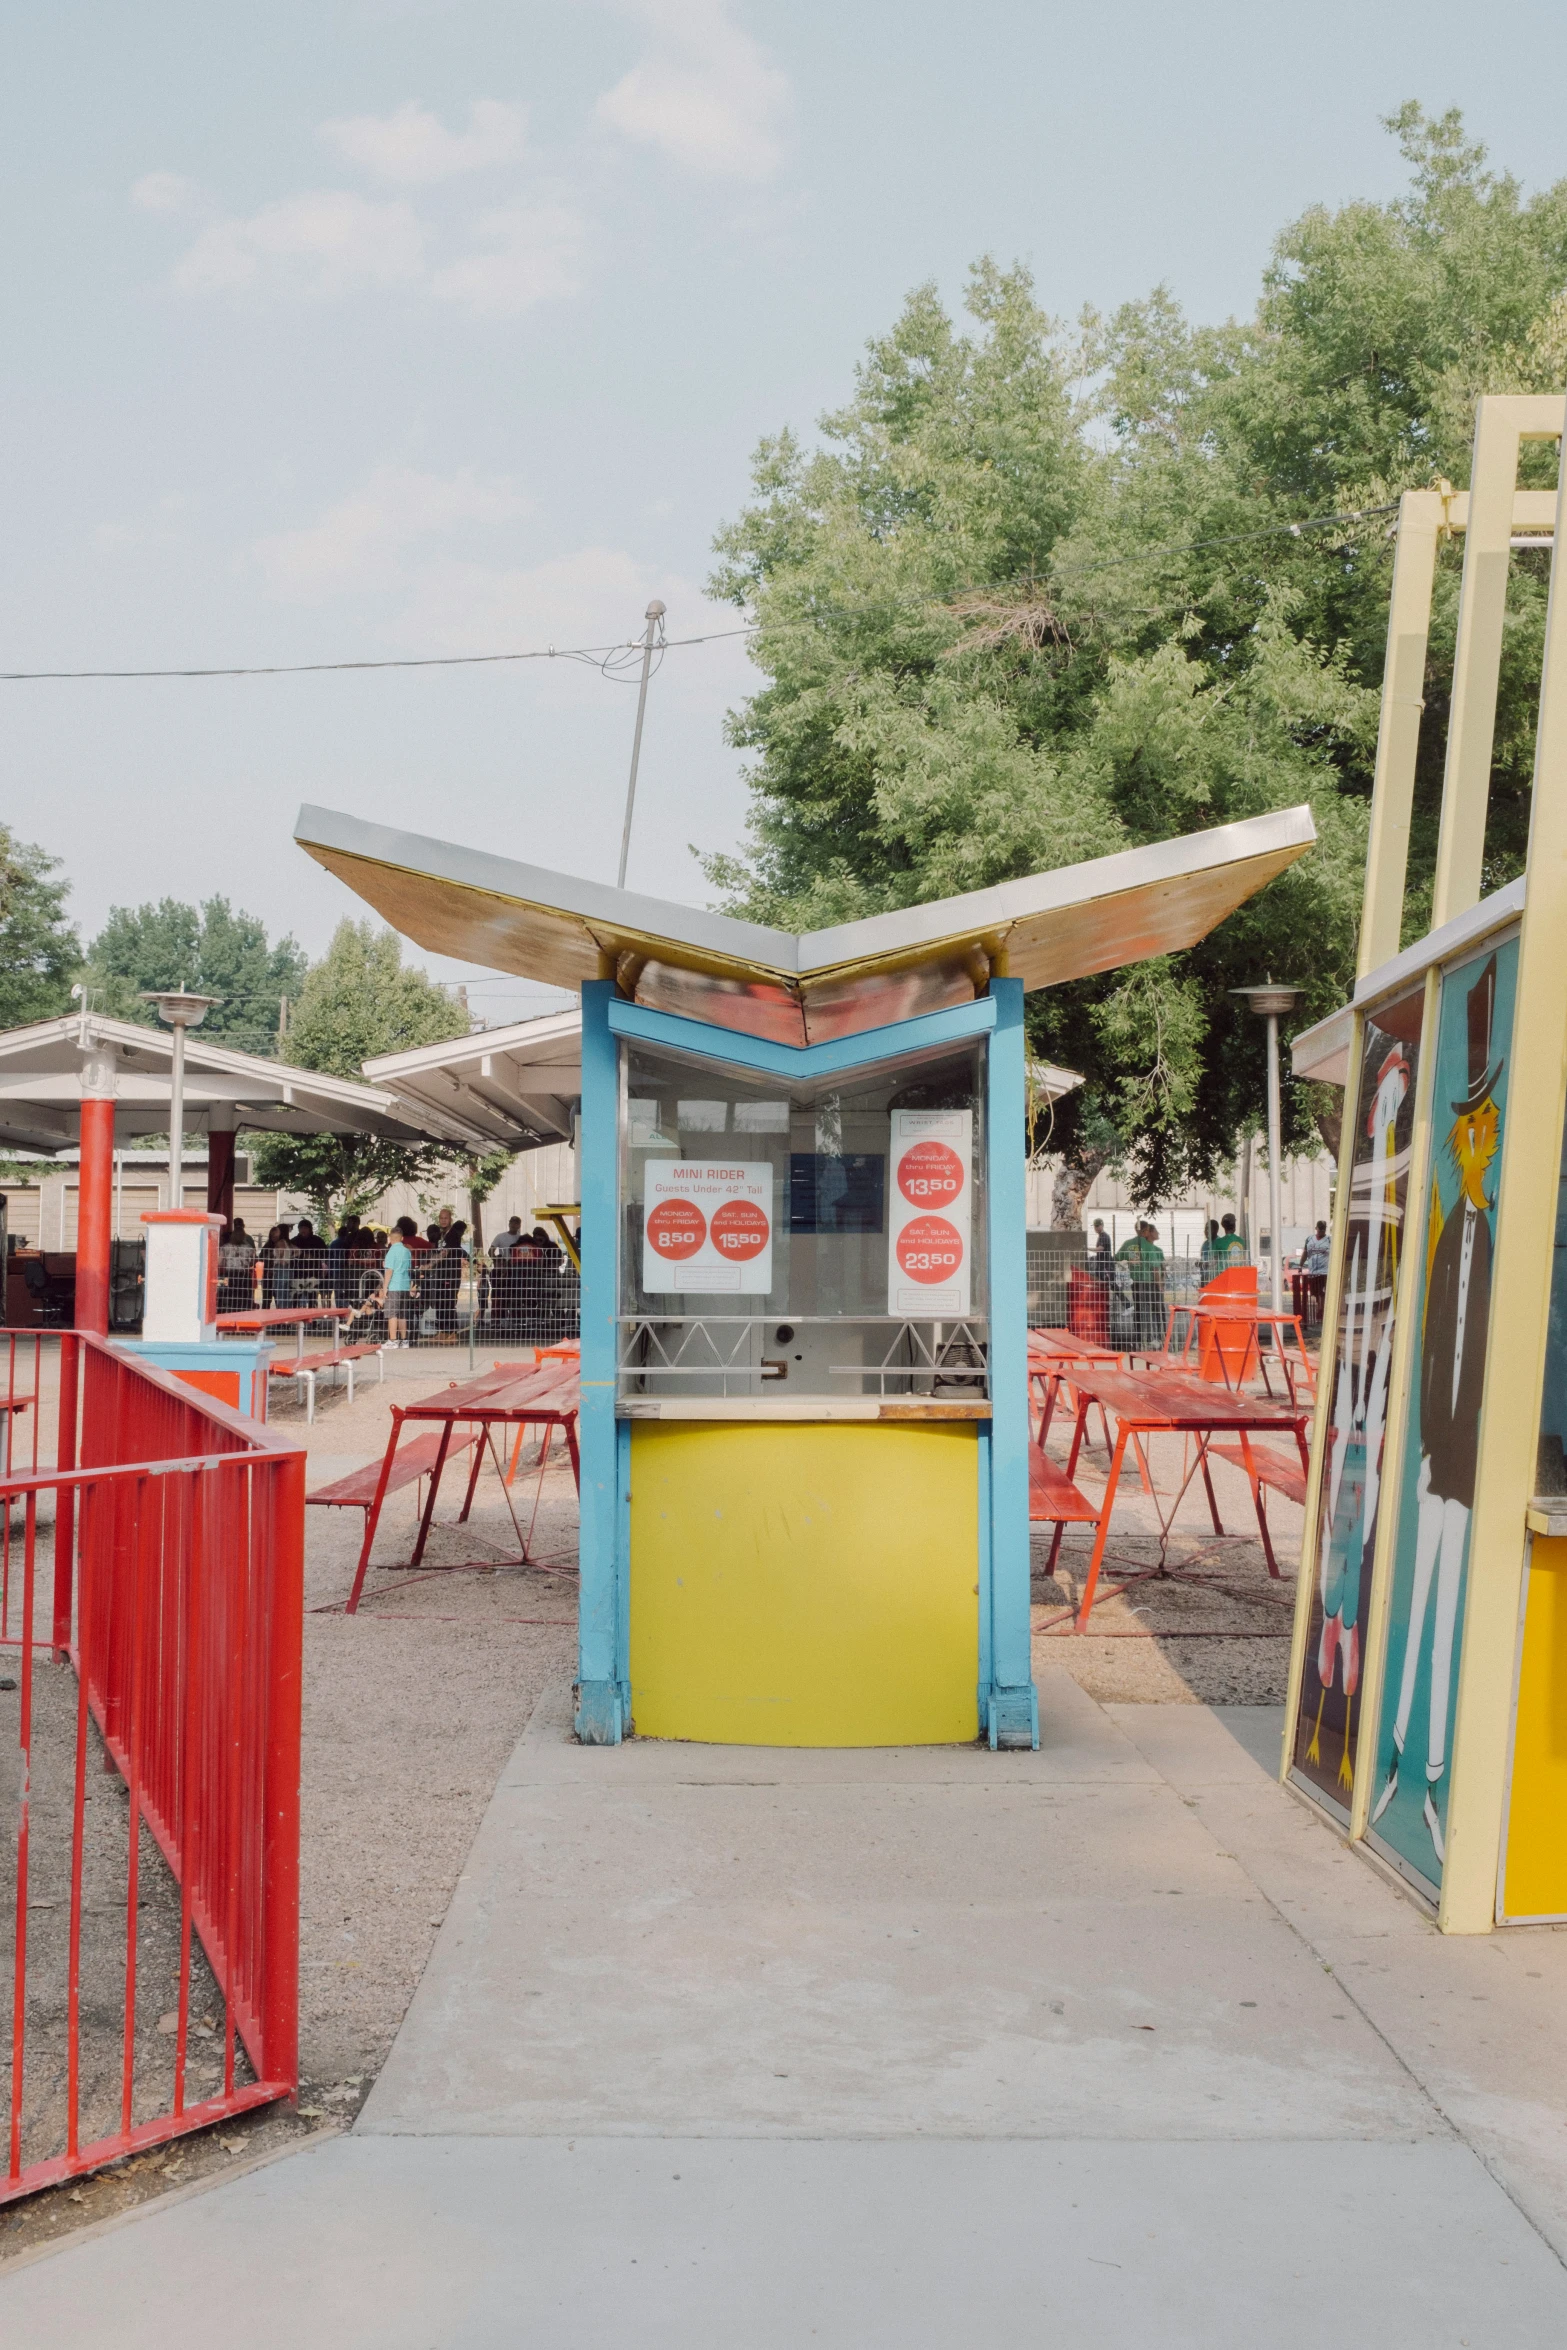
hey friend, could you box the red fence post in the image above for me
[53,1334,79,1654]
[260,1450,304,2091]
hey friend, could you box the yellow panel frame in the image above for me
[628,1421,980,1747]
[1500,1534,1567,1921]
[1283,395,1567,1933]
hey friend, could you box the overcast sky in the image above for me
[6,0,1567,1022]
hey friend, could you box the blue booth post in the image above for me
[983,975,1037,1749]
[576,978,628,1744]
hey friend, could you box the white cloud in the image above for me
[131,170,199,215]
[596,0,789,181]
[429,202,585,317]
[256,466,531,602]
[392,545,652,654]
[172,190,427,298]
[319,99,527,187]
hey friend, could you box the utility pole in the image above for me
[617,600,666,891]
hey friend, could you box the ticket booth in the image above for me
[294,796,1315,1748]
[594,980,1020,1748]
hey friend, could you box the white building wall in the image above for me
[1025,1139,1336,1259]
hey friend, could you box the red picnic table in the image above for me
[327,1360,581,1615]
[1028,1329,1124,1446]
[215,1306,354,1360]
[1051,1360,1311,1628]
[1165,1301,1317,1406]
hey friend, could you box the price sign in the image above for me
[642,1162,774,1293]
[887,1110,971,1314]
[645,1197,707,1263]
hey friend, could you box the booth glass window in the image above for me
[617,1035,988,1400]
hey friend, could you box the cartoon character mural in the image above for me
[1370,941,1517,1890]
[1290,989,1421,1809]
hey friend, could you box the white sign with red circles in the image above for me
[641,1162,774,1293]
[887,1109,972,1315]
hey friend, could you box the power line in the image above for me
[0,624,752,683]
[0,498,1403,682]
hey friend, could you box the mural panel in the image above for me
[1290,986,1423,1812]
[1369,938,1519,1894]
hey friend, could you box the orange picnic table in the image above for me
[1052,1360,1310,1627]
[326,1360,580,1614]
[215,1305,353,1360]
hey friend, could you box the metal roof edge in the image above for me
[362,1007,582,1082]
[795,805,1317,973]
[1351,876,1527,1010]
[295,803,802,975]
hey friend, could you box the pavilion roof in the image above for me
[295,803,1315,1050]
[0,1013,491,1155]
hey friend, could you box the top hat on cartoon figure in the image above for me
[1452,953,1502,1114]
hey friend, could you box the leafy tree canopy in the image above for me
[0,827,79,1030]
[248,919,471,1227]
[82,896,307,1058]
[707,106,1567,1212]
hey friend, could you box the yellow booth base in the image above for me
[1502,1531,1567,1922]
[628,1420,980,1747]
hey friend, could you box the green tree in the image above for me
[81,896,307,1056]
[707,108,1567,1215]
[0,827,80,1029]
[248,920,471,1227]
[453,1149,515,1251]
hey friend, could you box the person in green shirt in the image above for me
[1117,1220,1167,1349]
[1215,1212,1248,1268]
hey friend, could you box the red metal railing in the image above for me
[2,1334,303,2202]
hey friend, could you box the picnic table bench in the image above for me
[308,1425,483,1561]
[270,1339,386,1422]
[1027,1442,1104,1575]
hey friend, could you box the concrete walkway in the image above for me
[4,1675,1566,2344]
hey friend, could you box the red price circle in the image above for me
[646,1198,706,1260]
[897,1139,965,1208]
[711,1197,769,1261]
[895,1214,964,1284]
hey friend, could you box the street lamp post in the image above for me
[141,992,220,1212]
[1231,982,1303,1315]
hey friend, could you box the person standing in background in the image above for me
[374,1216,420,1349]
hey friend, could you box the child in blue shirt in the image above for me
[376,1215,420,1348]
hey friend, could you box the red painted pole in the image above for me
[76,1095,115,1340]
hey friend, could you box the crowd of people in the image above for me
[213,1206,577,1344]
[1078,1209,1332,1347]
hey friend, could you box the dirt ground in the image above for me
[1,1342,1305,2262]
